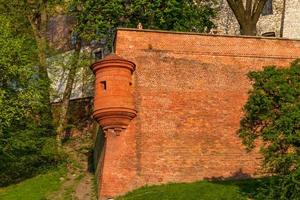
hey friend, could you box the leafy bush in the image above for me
[255,172,300,200]
[0,16,60,186]
[239,60,300,199]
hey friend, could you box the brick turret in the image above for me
[91,54,137,136]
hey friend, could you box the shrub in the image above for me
[239,60,300,199]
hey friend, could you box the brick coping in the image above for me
[116,28,300,42]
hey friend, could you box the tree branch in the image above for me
[252,0,268,22]
[227,0,245,24]
[246,0,253,15]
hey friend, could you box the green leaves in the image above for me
[239,60,300,199]
[70,0,215,45]
[0,15,58,186]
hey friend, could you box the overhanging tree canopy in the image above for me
[70,0,216,49]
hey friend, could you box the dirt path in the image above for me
[47,134,97,200]
[75,172,95,200]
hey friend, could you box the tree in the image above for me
[0,0,64,138]
[56,39,82,141]
[23,0,58,142]
[0,0,62,100]
[70,0,216,49]
[226,0,268,35]
[0,0,85,144]
[239,60,300,199]
[0,15,59,186]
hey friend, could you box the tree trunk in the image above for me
[27,1,54,134]
[240,22,257,36]
[57,42,82,141]
[28,1,51,94]
[226,0,268,36]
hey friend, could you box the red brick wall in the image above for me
[98,29,300,199]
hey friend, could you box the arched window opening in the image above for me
[262,0,273,16]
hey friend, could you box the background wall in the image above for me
[213,0,284,36]
[97,29,300,199]
[283,0,300,39]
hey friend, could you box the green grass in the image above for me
[117,179,263,200]
[0,166,67,200]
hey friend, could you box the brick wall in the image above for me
[97,29,300,199]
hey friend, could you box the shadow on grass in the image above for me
[204,169,269,199]
[117,169,271,200]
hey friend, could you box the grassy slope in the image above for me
[117,179,261,200]
[0,166,66,200]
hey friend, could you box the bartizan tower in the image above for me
[90,54,137,136]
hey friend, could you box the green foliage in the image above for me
[70,0,215,47]
[0,16,59,186]
[255,173,300,200]
[239,60,300,199]
[126,0,215,31]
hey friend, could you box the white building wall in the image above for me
[283,0,300,39]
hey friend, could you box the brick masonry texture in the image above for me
[96,29,300,199]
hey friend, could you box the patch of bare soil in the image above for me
[47,132,97,200]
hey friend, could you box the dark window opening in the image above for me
[100,81,106,90]
[262,0,273,16]
[94,49,103,60]
[262,32,276,37]
[129,82,132,86]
